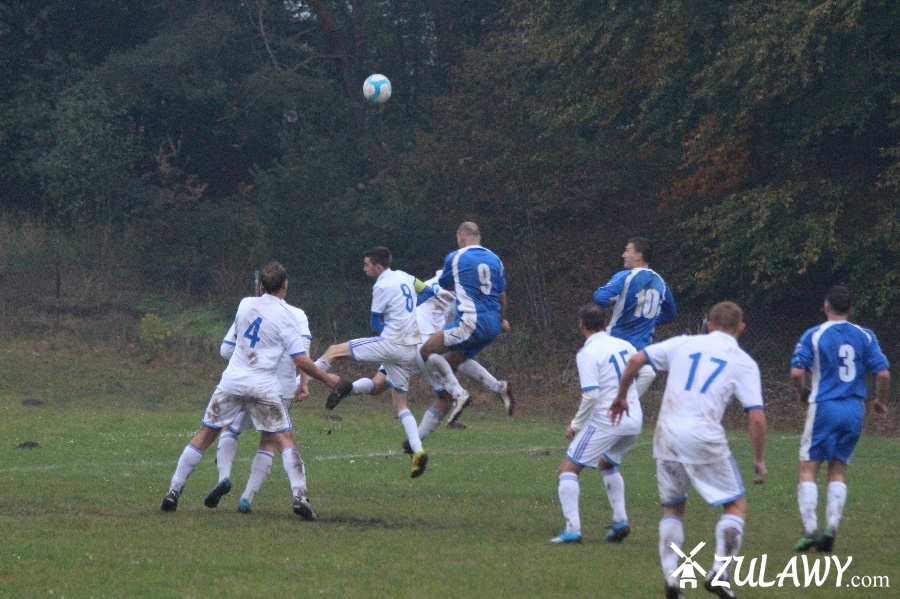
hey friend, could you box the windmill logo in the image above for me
[671,542,708,589]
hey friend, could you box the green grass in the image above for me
[1,396,897,598]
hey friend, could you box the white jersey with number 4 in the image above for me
[644,330,763,464]
[218,294,307,398]
[222,301,311,399]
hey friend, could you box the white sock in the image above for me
[170,444,204,491]
[712,514,744,579]
[241,451,274,502]
[826,481,847,529]
[601,467,627,523]
[398,409,423,453]
[418,407,442,440]
[215,432,239,482]
[282,447,308,498]
[457,360,500,393]
[425,354,466,399]
[659,515,685,585]
[798,481,818,534]
[352,377,375,395]
[558,472,581,533]
[314,358,330,372]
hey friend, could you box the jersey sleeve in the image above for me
[593,271,627,306]
[576,349,599,391]
[790,328,815,370]
[494,256,507,295]
[643,335,681,372]
[370,282,389,315]
[863,329,890,373]
[657,285,678,325]
[734,360,765,411]
[438,253,457,290]
[220,321,237,360]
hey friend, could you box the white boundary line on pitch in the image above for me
[4,437,810,474]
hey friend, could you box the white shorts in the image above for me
[349,337,417,393]
[656,455,745,507]
[229,397,292,434]
[202,387,292,434]
[566,424,639,468]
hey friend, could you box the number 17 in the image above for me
[685,352,727,393]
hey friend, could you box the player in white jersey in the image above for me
[203,299,314,513]
[343,272,514,451]
[610,302,767,599]
[314,246,431,478]
[550,305,642,545]
[790,285,889,553]
[160,263,341,519]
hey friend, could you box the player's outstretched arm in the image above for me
[873,369,890,416]
[747,408,767,484]
[790,368,810,406]
[293,354,340,389]
[609,352,647,425]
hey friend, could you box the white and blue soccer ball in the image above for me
[363,74,391,104]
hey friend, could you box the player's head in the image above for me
[825,285,852,316]
[457,221,481,247]
[362,246,392,279]
[707,301,745,336]
[623,237,652,267]
[259,262,287,294]
[579,304,609,334]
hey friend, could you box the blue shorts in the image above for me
[442,312,501,359]
[799,398,864,463]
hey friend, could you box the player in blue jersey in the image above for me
[594,237,677,396]
[790,285,889,554]
[421,222,509,423]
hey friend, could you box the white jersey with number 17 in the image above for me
[644,330,763,464]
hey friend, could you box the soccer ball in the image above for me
[363,74,392,104]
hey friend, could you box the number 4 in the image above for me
[243,317,262,348]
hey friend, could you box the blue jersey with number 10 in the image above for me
[791,320,889,404]
[438,245,506,320]
[594,268,677,350]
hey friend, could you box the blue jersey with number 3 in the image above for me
[594,268,677,350]
[791,320,889,404]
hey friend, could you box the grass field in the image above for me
[1,392,897,599]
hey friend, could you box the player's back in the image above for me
[646,331,763,463]
[794,320,889,403]
[577,332,642,428]
[220,294,305,396]
[605,268,671,350]
[372,268,420,345]
[439,245,506,316]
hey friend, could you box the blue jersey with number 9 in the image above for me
[438,245,506,320]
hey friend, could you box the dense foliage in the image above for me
[1,0,897,333]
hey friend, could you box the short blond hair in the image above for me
[708,301,743,333]
[457,221,481,240]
